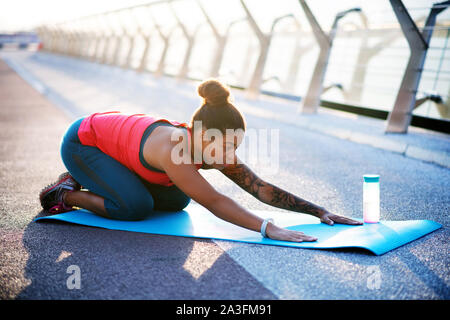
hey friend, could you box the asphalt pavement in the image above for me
[0,51,449,299]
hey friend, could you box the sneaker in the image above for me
[39,172,81,214]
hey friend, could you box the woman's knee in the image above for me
[155,191,191,211]
[104,196,154,221]
[171,194,191,211]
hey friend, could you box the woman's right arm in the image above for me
[159,146,317,243]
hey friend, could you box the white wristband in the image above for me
[260,218,274,238]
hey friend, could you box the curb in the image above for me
[238,103,450,169]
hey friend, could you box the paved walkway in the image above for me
[0,59,275,299]
[1,52,448,299]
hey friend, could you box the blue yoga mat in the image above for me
[35,204,441,255]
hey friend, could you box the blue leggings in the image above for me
[60,117,191,221]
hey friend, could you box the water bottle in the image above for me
[363,174,380,223]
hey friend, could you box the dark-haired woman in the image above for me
[39,79,361,243]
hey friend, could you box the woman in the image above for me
[39,79,361,243]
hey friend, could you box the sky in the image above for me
[0,0,446,33]
[0,0,151,32]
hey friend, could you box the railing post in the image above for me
[57,27,67,54]
[50,27,60,53]
[72,25,82,57]
[56,27,66,54]
[81,29,92,58]
[385,0,449,133]
[169,3,198,81]
[41,26,51,52]
[298,0,361,113]
[95,16,110,63]
[61,28,70,54]
[112,13,127,67]
[239,0,272,99]
[240,0,296,98]
[78,29,89,58]
[138,34,152,72]
[72,25,85,57]
[150,9,175,78]
[67,27,77,56]
[100,14,116,64]
[197,0,225,78]
[138,32,152,73]
[35,26,49,51]
[196,0,246,79]
[277,17,313,93]
[137,6,153,73]
[297,0,330,113]
[125,8,140,69]
[90,30,103,61]
[348,25,401,103]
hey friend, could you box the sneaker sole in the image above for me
[39,172,81,209]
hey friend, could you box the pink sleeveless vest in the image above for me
[77,111,200,186]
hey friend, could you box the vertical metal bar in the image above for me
[155,35,171,77]
[57,28,67,54]
[138,34,151,72]
[152,15,174,77]
[137,7,153,73]
[101,14,116,64]
[123,21,135,68]
[90,31,101,61]
[50,27,59,53]
[169,4,197,81]
[67,28,77,56]
[208,35,226,78]
[240,1,295,98]
[298,0,361,114]
[348,29,400,103]
[239,42,254,84]
[197,0,242,78]
[429,28,449,117]
[283,19,313,93]
[240,0,271,99]
[89,17,102,61]
[126,8,142,69]
[298,0,331,113]
[54,27,64,53]
[197,0,221,78]
[112,13,127,67]
[385,0,449,133]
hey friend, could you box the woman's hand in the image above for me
[264,210,362,243]
[265,223,318,243]
[317,210,363,226]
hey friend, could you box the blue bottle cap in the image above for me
[363,174,380,183]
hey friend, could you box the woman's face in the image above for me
[197,128,244,169]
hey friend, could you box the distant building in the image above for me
[0,32,41,50]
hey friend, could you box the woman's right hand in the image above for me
[266,223,318,243]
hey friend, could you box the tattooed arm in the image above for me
[221,161,362,226]
[221,162,325,217]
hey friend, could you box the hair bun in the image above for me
[198,79,230,106]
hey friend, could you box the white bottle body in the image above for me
[363,177,380,223]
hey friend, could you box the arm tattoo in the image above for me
[221,164,325,217]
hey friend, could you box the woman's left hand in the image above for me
[318,210,363,226]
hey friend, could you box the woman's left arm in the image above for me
[221,162,362,226]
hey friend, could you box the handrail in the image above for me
[33,0,450,133]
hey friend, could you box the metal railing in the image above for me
[34,0,450,134]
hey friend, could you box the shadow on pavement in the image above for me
[17,210,277,299]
